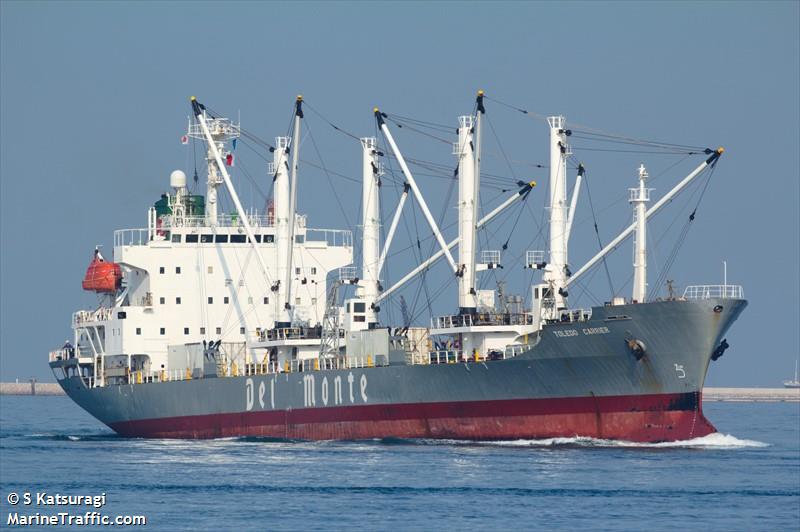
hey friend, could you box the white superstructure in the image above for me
[68,102,352,382]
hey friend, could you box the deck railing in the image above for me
[305,228,353,248]
[114,228,150,247]
[683,285,744,299]
[161,214,275,229]
[73,308,113,326]
[431,312,534,329]
[114,224,351,248]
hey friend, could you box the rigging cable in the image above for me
[649,160,720,299]
[580,165,617,297]
[303,101,363,142]
[482,94,710,153]
[484,113,518,181]
[305,120,352,228]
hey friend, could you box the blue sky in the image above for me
[1,1,798,385]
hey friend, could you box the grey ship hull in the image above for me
[51,298,745,442]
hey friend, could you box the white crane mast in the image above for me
[284,96,304,323]
[272,135,292,326]
[543,116,570,313]
[631,164,651,303]
[205,139,222,226]
[360,137,382,326]
[456,115,478,313]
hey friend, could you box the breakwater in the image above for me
[0,382,65,395]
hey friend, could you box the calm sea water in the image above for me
[0,396,798,531]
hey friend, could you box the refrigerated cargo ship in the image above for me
[49,93,746,442]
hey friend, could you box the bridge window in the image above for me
[254,235,262,243]
[185,234,199,243]
[171,234,181,243]
[263,234,274,243]
[230,234,246,243]
[295,235,305,244]
[353,302,366,313]
[201,234,213,243]
[215,235,228,243]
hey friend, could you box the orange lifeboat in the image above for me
[82,250,122,293]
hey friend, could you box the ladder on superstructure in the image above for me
[319,280,341,359]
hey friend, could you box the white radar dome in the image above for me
[170,170,187,189]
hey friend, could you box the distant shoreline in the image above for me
[703,387,799,402]
[1,382,798,402]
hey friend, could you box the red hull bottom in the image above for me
[108,392,716,443]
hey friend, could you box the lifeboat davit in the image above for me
[82,250,122,293]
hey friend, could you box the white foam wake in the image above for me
[479,432,769,449]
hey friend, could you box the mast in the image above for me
[273,134,291,327]
[360,137,382,327]
[188,106,239,226]
[456,114,477,313]
[631,164,651,303]
[473,89,484,288]
[205,135,222,226]
[284,96,303,323]
[189,97,272,290]
[543,116,570,313]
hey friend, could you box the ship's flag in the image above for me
[226,153,235,166]
[180,135,189,145]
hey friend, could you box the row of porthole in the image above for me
[153,296,317,306]
[157,266,319,276]
[134,326,246,336]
